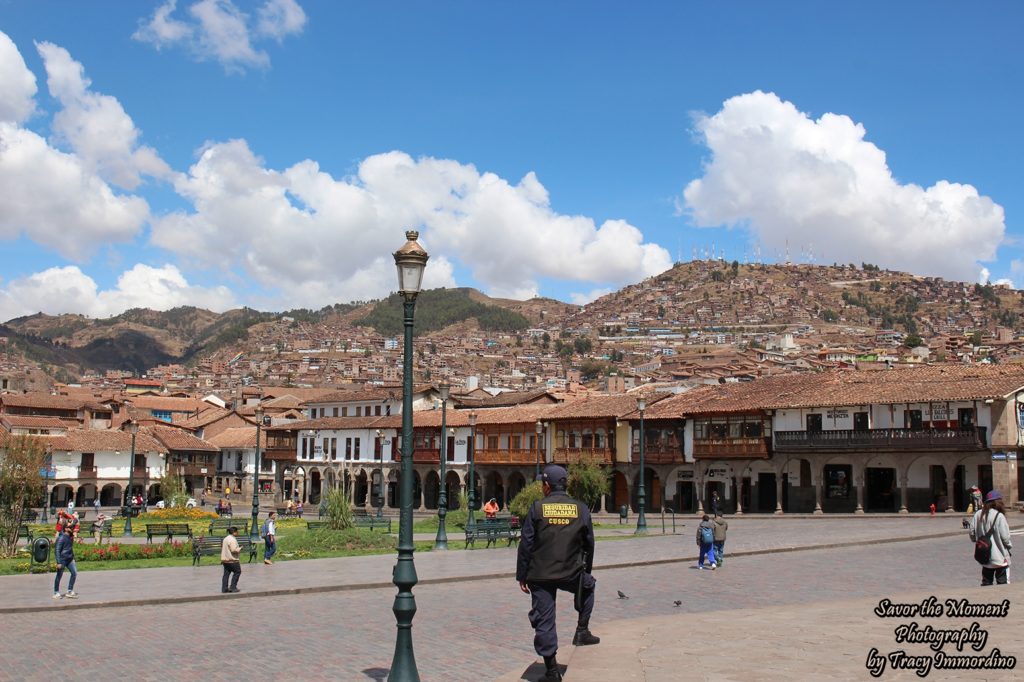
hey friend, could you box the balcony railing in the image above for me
[78,465,97,478]
[263,447,297,462]
[475,448,541,465]
[552,448,614,465]
[693,438,771,459]
[394,449,441,464]
[773,427,987,451]
[631,441,684,464]
[174,463,211,477]
[131,466,149,479]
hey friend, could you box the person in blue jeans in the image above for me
[712,512,728,566]
[262,511,277,565]
[54,525,78,599]
[696,514,717,570]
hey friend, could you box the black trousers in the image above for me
[981,566,1008,585]
[222,561,241,592]
[528,574,596,657]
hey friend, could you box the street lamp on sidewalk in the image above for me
[434,382,450,550]
[466,411,477,533]
[250,405,265,542]
[123,420,139,537]
[389,230,428,682]
[635,398,648,535]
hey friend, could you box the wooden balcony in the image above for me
[552,448,614,465]
[475,448,541,465]
[693,438,771,460]
[773,427,987,452]
[263,447,297,462]
[394,449,441,464]
[77,465,97,479]
[173,463,212,477]
[131,466,149,480]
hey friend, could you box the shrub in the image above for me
[567,456,610,510]
[443,491,470,529]
[510,481,544,518]
[323,487,353,530]
[137,508,217,522]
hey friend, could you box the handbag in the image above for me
[974,511,1001,565]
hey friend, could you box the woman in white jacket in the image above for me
[969,490,1012,586]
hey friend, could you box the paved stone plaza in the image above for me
[0,515,1020,681]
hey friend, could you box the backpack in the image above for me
[700,524,714,545]
[260,520,270,539]
[974,511,1001,565]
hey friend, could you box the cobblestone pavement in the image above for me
[1,516,1020,681]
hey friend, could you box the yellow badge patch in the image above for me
[542,503,579,520]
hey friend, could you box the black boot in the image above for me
[541,654,562,682]
[573,626,601,646]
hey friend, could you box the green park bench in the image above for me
[145,522,194,543]
[464,519,519,549]
[191,535,258,566]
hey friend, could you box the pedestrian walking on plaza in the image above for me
[296,500,303,519]
[262,511,277,565]
[969,486,983,513]
[93,497,100,515]
[91,513,107,545]
[712,512,728,566]
[696,514,717,570]
[53,525,78,599]
[969,490,1012,586]
[516,464,600,682]
[710,490,720,516]
[221,526,242,593]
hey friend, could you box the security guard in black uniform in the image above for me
[516,464,600,682]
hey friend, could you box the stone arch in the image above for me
[309,469,323,504]
[423,470,441,510]
[772,456,815,513]
[100,483,122,506]
[50,484,74,507]
[860,452,901,513]
[76,483,98,506]
[445,471,462,509]
[147,483,161,505]
[610,470,629,514]
[484,471,504,509]
[506,471,527,505]
[631,467,660,513]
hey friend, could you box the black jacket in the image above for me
[516,489,594,583]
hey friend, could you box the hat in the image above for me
[542,464,568,489]
[985,490,1003,502]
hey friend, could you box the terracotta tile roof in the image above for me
[146,424,219,452]
[301,384,433,406]
[545,393,663,421]
[174,407,233,428]
[123,396,206,412]
[0,415,75,429]
[261,387,339,402]
[454,389,559,409]
[642,365,1024,417]
[1,393,106,411]
[206,427,267,449]
[262,395,304,409]
[287,416,388,431]
[48,429,168,454]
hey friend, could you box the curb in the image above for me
[0,527,980,615]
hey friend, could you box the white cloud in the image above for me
[0,123,149,260]
[979,267,991,285]
[36,42,172,190]
[256,0,307,40]
[0,31,37,124]
[682,91,1006,282]
[133,0,306,72]
[0,264,237,322]
[570,288,614,305]
[151,142,671,308]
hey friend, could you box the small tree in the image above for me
[567,456,610,510]
[323,486,353,530]
[0,435,46,557]
[510,481,544,518]
[160,468,190,508]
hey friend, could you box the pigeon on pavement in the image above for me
[617,590,629,599]
[673,600,682,607]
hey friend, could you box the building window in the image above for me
[345,438,353,460]
[341,407,348,417]
[510,435,521,450]
[333,407,339,417]
[825,464,851,499]
[806,414,823,432]
[356,406,363,417]
[353,438,361,458]
[375,405,382,416]
[487,435,499,450]
[905,410,923,430]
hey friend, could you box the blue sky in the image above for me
[0,1,1021,322]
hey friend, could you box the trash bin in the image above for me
[619,505,628,523]
[32,537,51,564]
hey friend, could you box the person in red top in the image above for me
[484,498,500,519]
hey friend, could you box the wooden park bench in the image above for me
[464,519,520,549]
[145,522,194,543]
[191,535,258,566]
[209,518,249,536]
[352,515,392,532]
[17,525,33,543]
[306,520,329,530]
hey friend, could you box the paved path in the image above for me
[0,516,1019,681]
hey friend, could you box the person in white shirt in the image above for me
[969,490,1012,586]
[263,511,277,565]
[221,526,242,593]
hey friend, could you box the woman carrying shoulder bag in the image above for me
[969,490,1012,586]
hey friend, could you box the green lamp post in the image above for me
[389,230,428,682]
[635,397,648,534]
[123,420,139,537]
[249,405,265,542]
[434,382,450,550]
[466,411,477,533]
[535,420,543,481]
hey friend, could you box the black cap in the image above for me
[542,464,568,489]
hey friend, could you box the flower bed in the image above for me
[77,541,193,562]
[137,508,218,522]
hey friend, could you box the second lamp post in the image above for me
[434,382,450,550]
[635,398,647,534]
